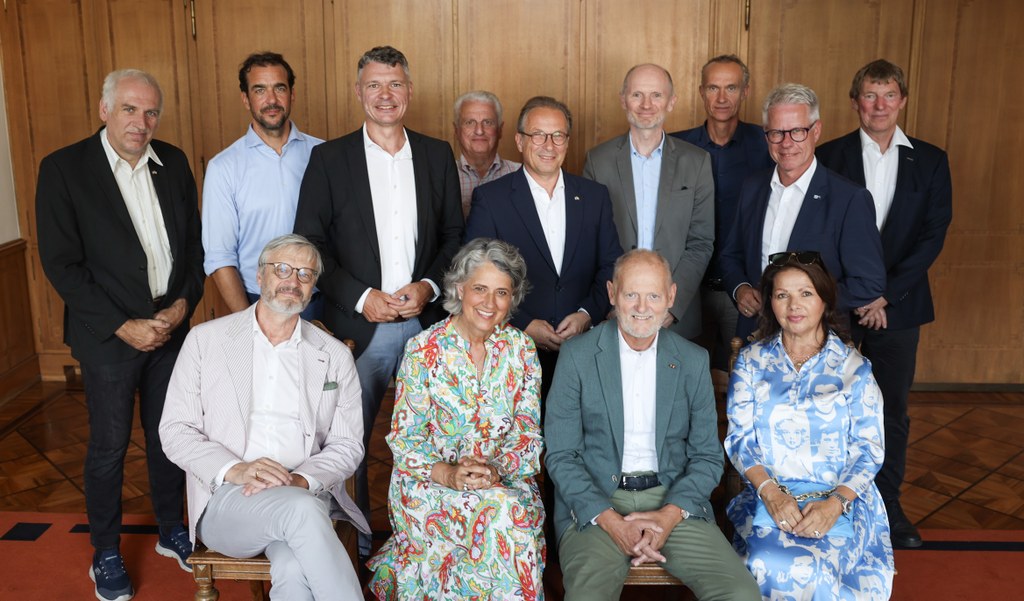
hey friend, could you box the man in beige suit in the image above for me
[160,233,369,599]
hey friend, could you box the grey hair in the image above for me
[443,238,530,318]
[101,69,164,113]
[516,96,573,135]
[257,234,323,279]
[620,63,675,96]
[356,45,411,83]
[612,249,672,286]
[762,83,820,125]
[453,90,504,125]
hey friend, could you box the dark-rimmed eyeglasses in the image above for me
[768,251,822,267]
[260,262,318,284]
[764,122,817,144]
[518,130,569,146]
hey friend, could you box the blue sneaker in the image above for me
[89,549,134,601]
[155,524,193,572]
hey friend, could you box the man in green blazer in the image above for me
[545,250,758,601]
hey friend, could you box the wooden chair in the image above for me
[622,337,744,589]
[186,331,361,601]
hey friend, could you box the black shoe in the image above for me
[886,502,923,548]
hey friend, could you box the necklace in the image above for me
[783,338,823,370]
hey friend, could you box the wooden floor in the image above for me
[2,380,1024,597]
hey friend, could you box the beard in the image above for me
[261,284,308,316]
[253,104,289,131]
[618,311,664,341]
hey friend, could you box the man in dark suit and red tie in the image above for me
[292,45,464,558]
[464,95,623,399]
[817,59,953,549]
[36,69,204,601]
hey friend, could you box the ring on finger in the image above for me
[814,530,822,538]
[463,483,469,491]
[780,519,788,526]
[255,469,261,480]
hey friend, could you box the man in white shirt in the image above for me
[718,83,885,342]
[36,69,205,601]
[817,59,953,548]
[545,250,759,601]
[161,234,370,599]
[453,90,520,217]
[293,45,464,556]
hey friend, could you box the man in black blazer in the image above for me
[817,60,953,548]
[465,96,623,399]
[36,69,204,601]
[718,83,886,342]
[293,46,463,555]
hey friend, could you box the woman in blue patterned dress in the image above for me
[725,251,894,600]
[369,238,545,600]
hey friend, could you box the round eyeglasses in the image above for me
[260,262,318,284]
[518,130,569,146]
[764,122,817,144]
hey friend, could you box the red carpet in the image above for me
[2,512,1021,600]
[0,511,250,599]
[891,530,1024,600]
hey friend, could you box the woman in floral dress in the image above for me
[369,238,545,600]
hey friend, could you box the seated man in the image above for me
[160,234,369,599]
[545,249,760,601]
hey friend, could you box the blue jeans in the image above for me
[79,327,187,550]
[353,319,423,554]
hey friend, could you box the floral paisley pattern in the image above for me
[725,332,895,600]
[368,317,545,600]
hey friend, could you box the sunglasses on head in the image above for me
[768,251,822,267]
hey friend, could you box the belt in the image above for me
[702,277,725,292]
[619,473,660,491]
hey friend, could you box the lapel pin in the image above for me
[574,195,580,201]
[668,363,677,369]
[813,194,821,200]
[151,170,158,175]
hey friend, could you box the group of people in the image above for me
[34,38,951,601]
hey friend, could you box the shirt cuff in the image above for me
[577,307,590,316]
[215,460,242,487]
[421,278,440,302]
[732,282,751,302]
[292,471,321,493]
[355,288,372,314]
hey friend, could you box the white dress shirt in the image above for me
[761,158,819,271]
[100,128,173,297]
[618,329,659,473]
[860,126,913,231]
[523,168,567,275]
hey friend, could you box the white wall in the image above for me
[0,51,21,244]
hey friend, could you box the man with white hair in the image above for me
[36,68,205,600]
[453,90,521,216]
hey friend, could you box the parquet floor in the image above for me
[1,381,1023,598]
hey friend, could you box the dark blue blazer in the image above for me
[465,168,623,331]
[817,131,952,330]
[719,163,886,340]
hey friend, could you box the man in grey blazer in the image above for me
[583,64,715,340]
[545,250,758,601]
[161,234,369,599]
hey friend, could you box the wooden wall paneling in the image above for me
[745,0,915,139]
[0,240,39,399]
[456,0,582,171]
[582,0,714,166]
[192,0,328,322]
[912,0,1024,384]
[328,0,455,141]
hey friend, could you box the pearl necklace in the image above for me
[783,339,823,370]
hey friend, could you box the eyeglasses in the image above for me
[518,130,569,146]
[768,251,822,267]
[260,262,318,284]
[764,122,817,144]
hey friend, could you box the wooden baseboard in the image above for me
[0,355,40,403]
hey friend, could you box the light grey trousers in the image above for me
[198,483,362,600]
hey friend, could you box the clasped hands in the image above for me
[431,456,501,492]
[362,282,433,322]
[225,457,309,497]
[855,296,888,330]
[761,485,841,539]
[115,298,188,352]
[526,312,591,353]
[596,505,682,567]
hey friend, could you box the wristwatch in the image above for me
[829,490,852,515]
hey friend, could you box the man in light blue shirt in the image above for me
[584,64,715,341]
[203,52,324,318]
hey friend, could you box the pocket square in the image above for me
[323,381,338,391]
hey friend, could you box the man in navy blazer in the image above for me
[465,96,622,398]
[719,83,885,342]
[293,46,463,555]
[817,60,952,548]
[36,69,204,601]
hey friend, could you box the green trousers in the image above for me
[558,485,760,601]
